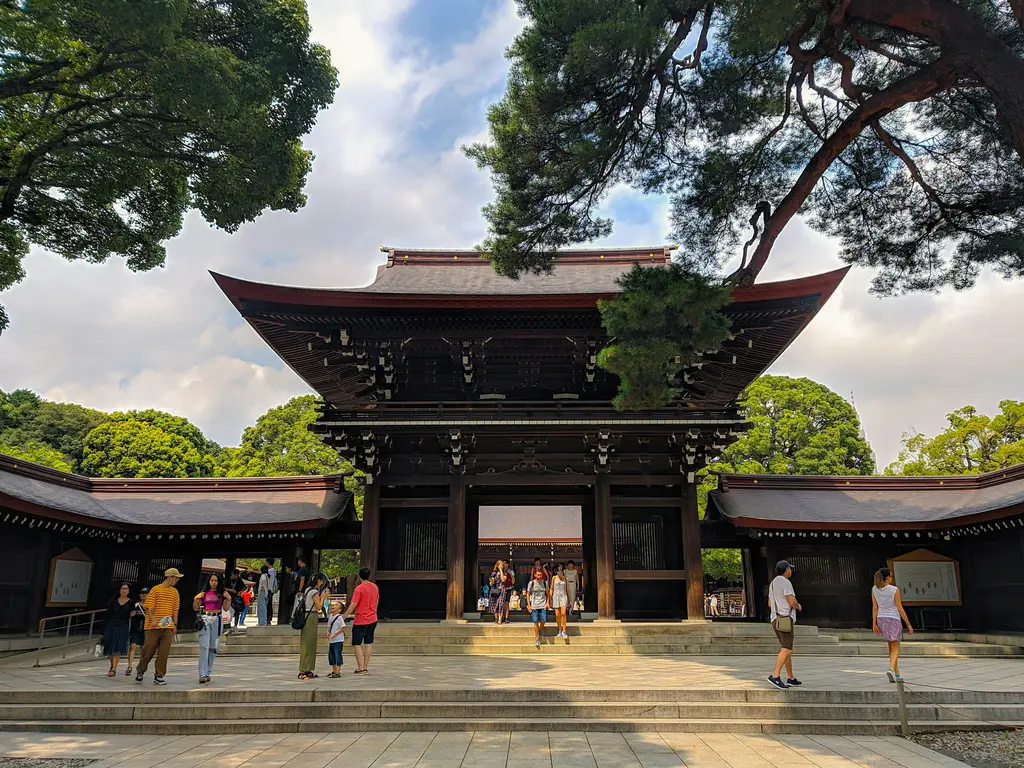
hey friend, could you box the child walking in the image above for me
[326,600,346,679]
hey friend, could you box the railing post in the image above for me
[896,679,910,738]
[87,612,96,642]
[62,615,71,659]
[34,624,44,668]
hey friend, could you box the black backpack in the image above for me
[291,588,314,630]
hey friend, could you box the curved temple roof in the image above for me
[0,454,355,533]
[708,464,1024,531]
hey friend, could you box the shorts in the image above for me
[328,642,344,666]
[129,629,146,648]
[352,622,377,645]
[531,608,547,623]
[877,616,903,642]
[772,620,794,650]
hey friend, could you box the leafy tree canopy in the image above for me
[0,387,109,470]
[0,0,339,334]
[699,375,875,514]
[110,408,214,455]
[886,400,1024,475]
[223,395,363,513]
[469,0,1024,292]
[597,263,732,409]
[80,418,210,477]
[0,437,73,472]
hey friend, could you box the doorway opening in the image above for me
[477,504,586,620]
[702,547,751,618]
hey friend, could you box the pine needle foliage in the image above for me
[597,263,733,410]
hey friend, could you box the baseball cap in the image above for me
[775,560,794,574]
[164,567,185,578]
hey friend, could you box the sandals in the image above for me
[297,671,319,680]
[125,666,132,675]
[107,669,116,677]
[199,677,210,684]
[327,672,341,679]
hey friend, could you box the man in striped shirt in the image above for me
[135,568,182,685]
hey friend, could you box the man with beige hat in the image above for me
[135,568,183,685]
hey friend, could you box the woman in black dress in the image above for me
[103,583,135,677]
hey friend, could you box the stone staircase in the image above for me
[1,687,1021,735]
[168,623,1023,658]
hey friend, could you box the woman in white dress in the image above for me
[549,563,569,639]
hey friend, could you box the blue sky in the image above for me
[0,0,1021,469]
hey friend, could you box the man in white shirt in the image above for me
[767,560,802,690]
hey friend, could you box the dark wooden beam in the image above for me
[681,479,705,620]
[446,476,466,621]
[614,570,688,581]
[375,570,446,581]
[594,474,615,620]
[360,482,380,578]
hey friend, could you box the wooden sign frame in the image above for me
[45,547,94,608]
[887,548,961,607]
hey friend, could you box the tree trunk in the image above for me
[848,0,1024,159]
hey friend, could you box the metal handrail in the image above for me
[35,608,106,666]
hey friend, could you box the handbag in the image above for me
[193,614,205,633]
[769,578,794,632]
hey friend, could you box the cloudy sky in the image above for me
[0,0,1020,471]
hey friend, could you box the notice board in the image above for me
[888,549,961,606]
[46,548,94,608]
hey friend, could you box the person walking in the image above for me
[126,586,148,676]
[257,564,271,626]
[265,558,277,624]
[872,567,914,682]
[710,593,720,616]
[501,560,515,623]
[136,568,183,685]
[240,586,252,627]
[296,572,327,680]
[192,574,230,684]
[564,561,581,618]
[767,560,802,690]
[227,569,246,633]
[326,599,346,678]
[102,583,135,677]
[527,570,549,648]
[342,567,379,675]
[550,564,569,639]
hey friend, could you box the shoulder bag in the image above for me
[291,588,315,631]
[770,579,793,633]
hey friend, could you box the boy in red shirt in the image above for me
[342,567,379,675]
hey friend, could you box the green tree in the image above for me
[699,375,875,514]
[0,388,110,470]
[702,548,744,583]
[319,549,359,581]
[597,263,732,409]
[223,395,363,512]
[467,1,1024,339]
[80,419,208,478]
[0,0,339,334]
[886,400,1024,475]
[0,439,73,472]
[110,409,212,454]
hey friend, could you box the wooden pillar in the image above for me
[446,476,466,621]
[360,481,381,578]
[594,473,616,620]
[681,478,705,620]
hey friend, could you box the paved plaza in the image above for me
[0,731,973,768]
[2,654,1022,693]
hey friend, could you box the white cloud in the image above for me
[0,0,1020,471]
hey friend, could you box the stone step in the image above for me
[2,700,1021,723]
[244,624,822,638]
[5,688,1022,706]
[2,717,1019,736]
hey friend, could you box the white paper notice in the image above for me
[49,559,92,605]
[892,560,960,604]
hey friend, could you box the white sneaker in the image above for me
[534,638,541,647]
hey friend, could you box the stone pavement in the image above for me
[3,653,1023,693]
[0,731,972,767]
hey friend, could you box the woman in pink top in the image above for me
[192,574,230,684]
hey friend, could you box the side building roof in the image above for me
[708,464,1024,533]
[0,453,356,534]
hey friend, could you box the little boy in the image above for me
[326,600,345,678]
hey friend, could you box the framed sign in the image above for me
[46,548,94,608]
[888,549,961,606]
